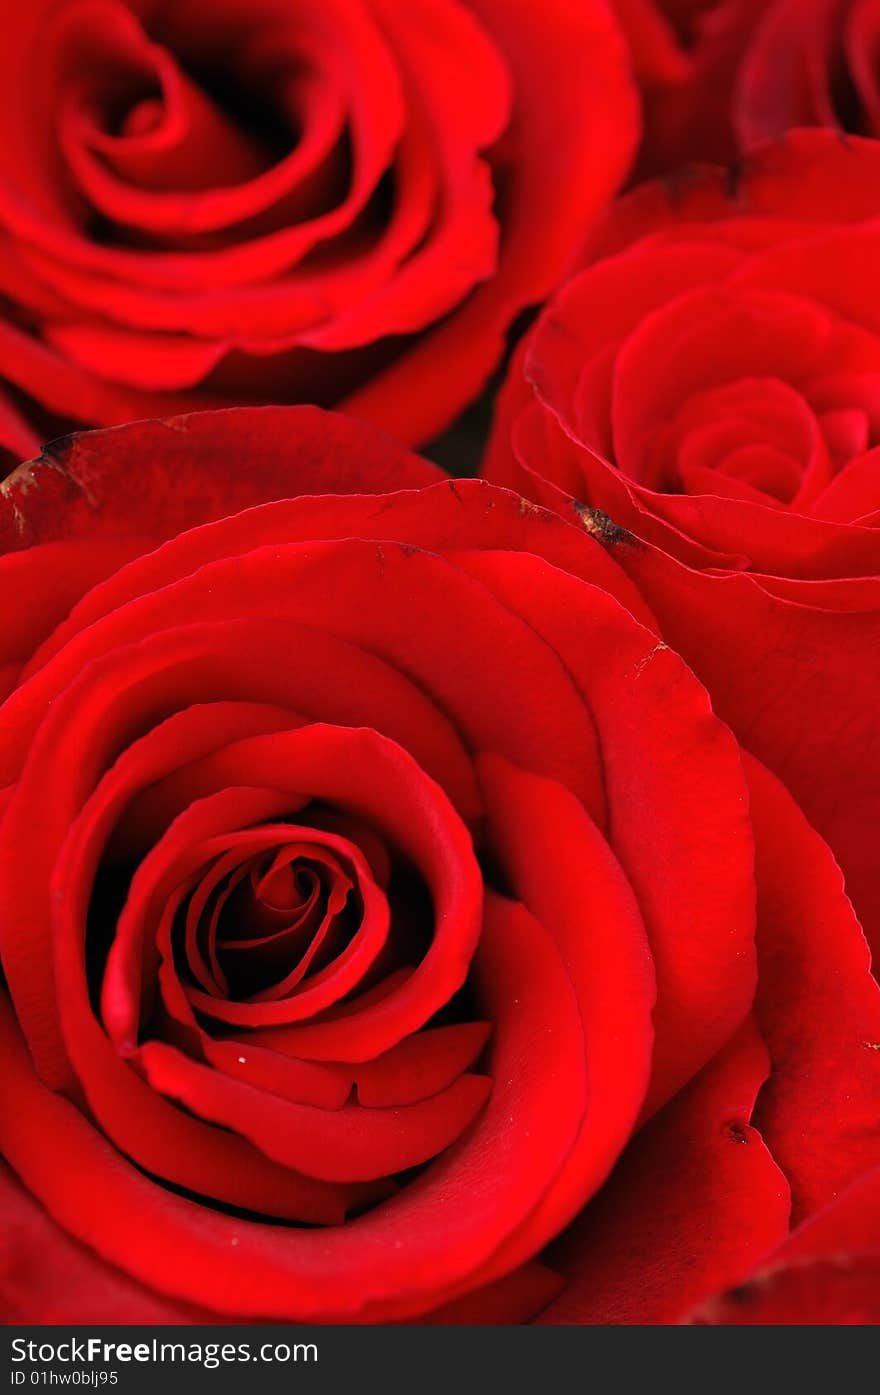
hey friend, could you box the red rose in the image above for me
[610,0,880,174]
[1,406,878,1325]
[484,129,880,969]
[0,0,637,480]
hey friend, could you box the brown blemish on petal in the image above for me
[725,1121,750,1144]
[1,433,98,518]
[0,442,80,540]
[725,1279,760,1306]
[447,478,464,505]
[635,641,669,678]
[38,432,78,462]
[518,496,541,516]
[574,502,643,548]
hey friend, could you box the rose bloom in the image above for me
[1,406,878,1324]
[0,0,637,480]
[484,129,880,975]
[610,0,880,174]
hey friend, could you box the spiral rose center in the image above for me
[47,0,359,244]
[178,834,370,1004]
